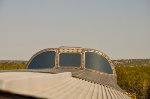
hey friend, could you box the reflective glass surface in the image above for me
[85,52,113,74]
[59,53,81,67]
[28,51,56,69]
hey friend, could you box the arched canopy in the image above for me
[27,47,115,75]
[28,51,56,69]
[85,52,113,74]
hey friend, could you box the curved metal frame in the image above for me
[84,48,116,76]
[27,47,116,76]
[26,48,57,69]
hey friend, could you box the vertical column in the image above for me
[81,48,86,69]
[55,48,60,68]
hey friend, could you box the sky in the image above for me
[0,0,150,60]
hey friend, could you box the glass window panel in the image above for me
[85,52,113,74]
[28,51,56,69]
[59,53,81,67]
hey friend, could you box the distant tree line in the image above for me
[0,62,26,70]
[115,66,150,99]
[113,59,150,67]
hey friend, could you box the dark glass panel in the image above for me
[28,51,55,69]
[59,53,81,67]
[85,52,113,74]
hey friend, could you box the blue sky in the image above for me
[0,0,150,60]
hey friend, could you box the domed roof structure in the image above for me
[0,47,130,99]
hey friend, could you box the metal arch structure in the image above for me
[26,48,57,69]
[83,48,116,76]
[27,47,116,76]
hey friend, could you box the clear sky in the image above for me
[0,0,150,60]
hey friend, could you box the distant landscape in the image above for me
[0,59,150,98]
[113,59,150,99]
[0,60,27,70]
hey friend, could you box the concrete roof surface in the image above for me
[0,72,130,99]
